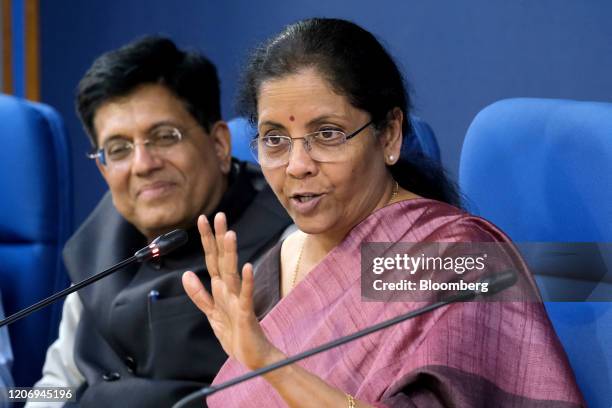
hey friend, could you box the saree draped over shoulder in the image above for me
[208,199,584,407]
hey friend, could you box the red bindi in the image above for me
[289,115,295,121]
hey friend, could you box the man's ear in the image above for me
[209,121,232,174]
[91,127,111,180]
[95,155,109,181]
[380,107,403,165]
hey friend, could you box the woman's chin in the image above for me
[292,216,331,235]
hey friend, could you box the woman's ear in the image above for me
[381,107,403,165]
[209,121,233,174]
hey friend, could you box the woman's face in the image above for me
[257,67,401,240]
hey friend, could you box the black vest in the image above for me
[63,162,291,408]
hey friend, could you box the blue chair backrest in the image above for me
[228,115,441,164]
[459,97,612,408]
[0,94,73,387]
[227,117,254,163]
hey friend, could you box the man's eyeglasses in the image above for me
[87,126,183,166]
[250,121,372,168]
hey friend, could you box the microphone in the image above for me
[0,229,188,328]
[135,229,189,262]
[172,270,517,408]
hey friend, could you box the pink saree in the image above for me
[207,199,584,407]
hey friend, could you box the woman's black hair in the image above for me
[237,18,460,206]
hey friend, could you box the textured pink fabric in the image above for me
[207,199,584,407]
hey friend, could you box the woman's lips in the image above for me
[289,193,324,214]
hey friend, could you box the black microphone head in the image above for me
[152,229,189,254]
[480,269,518,296]
[134,229,189,262]
[443,270,518,303]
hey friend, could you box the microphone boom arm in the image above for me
[0,256,135,328]
[0,229,188,328]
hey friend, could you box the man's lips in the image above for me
[136,181,177,198]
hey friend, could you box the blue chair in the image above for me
[403,116,441,163]
[228,115,441,164]
[227,117,255,163]
[0,94,73,387]
[459,97,612,408]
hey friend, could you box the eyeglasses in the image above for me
[87,126,184,167]
[250,121,373,168]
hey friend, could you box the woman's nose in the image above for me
[286,138,317,178]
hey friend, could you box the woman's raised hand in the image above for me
[182,213,279,370]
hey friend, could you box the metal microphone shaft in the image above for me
[0,256,135,327]
[0,229,188,328]
[202,298,452,397]
[173,270,517,408]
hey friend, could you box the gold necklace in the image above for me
[291,235,306,288]
[388,180,399,204]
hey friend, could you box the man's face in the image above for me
[94,84,231,240]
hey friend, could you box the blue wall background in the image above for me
[39,0,612,228]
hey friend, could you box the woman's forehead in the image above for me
[259,70,335,101]
[257,69,354,124]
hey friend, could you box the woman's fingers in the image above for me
[182,271,214,316]
[214,213,227,262]
[222,230,241,293]
[196,212,245,305]
[198,215,220,279]
[239,263,255,313]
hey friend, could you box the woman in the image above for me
[182,18,583,407]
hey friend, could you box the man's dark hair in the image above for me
[76,36,221,147]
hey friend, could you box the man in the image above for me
[28,37,291,407]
